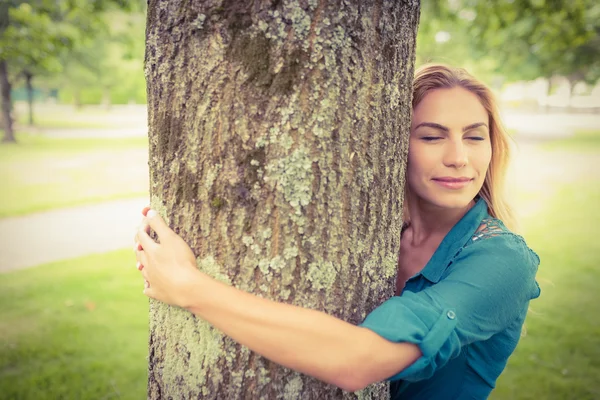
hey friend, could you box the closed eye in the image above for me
[421,136,442,141]
[466,136,485,141]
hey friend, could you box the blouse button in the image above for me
[447,310,456,320]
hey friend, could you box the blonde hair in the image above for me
[406,64,517,231]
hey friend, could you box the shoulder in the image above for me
[449,217,540,296]
[467,216,539,265]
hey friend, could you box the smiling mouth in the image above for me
[432,177,473,189]
[433,177,473,183]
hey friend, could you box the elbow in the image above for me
[332,357,377,393]
[332,331,388,392]
[334,373,370,393]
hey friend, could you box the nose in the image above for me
[443,139,468,168]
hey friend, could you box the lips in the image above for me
[433,177,472,183]
[432,177,473,189]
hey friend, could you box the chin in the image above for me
[425,193,477,210]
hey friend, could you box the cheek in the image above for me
[407,140,424,169]
[408,142,436,175]
[406,144,421,181]
[474,146,493,176]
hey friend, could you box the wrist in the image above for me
[176,264,208,311]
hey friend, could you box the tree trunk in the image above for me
[24,70,34,126]
[73,89,82,109]
[566,74,580,112]
[543,76,553,113]
[145,1,419,399]
[0,60,15,143]
[102,86,111,110]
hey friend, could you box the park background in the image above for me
[0,1,599,399]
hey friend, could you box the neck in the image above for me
[406,196,475,246]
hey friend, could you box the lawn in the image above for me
[490,180,600,400]
[0,134,149,217]
[0,179,599,399]
[13,103,147,130]
[541,129,600,152]
[0,250,149,400]
[0,127,599,398]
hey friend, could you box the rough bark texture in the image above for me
[0,60,15,143]
[145,0,419,398]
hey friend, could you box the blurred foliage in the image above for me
[418,0,600,87]
[0,0,135,76]
[2,0,599,112]
[47,11,147,106]
[0,0,146,113]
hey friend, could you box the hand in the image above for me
[134,207,201,308]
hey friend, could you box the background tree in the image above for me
[418,0,600,90]
[52,10,147,109]
[461,0,600,87]
[145,0,419,398]
[0,0,132,142]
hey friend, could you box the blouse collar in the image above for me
[418,197,489,283]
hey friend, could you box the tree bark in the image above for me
[145,0,419,398]
[24,70,34,126]
[0,60,15,143]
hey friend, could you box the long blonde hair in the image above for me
[406,64,517,230]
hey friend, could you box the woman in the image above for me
[134,64,540,399]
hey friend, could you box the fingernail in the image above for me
[136,261,143,271]
[144,280,150,289]
[147,209,157,218]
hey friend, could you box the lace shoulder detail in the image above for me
[467,217,511,245]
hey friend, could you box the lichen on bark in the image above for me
[145,0,420,398]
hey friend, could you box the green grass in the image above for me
[0,154,598,398]
[491,182,600,400]
[15,115,113,129]
[542,129,600,152]
[0,250,149,400]
[0,134,149,217]
[13,105,136,130]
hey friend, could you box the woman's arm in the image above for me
[184,271,421,392]
[135,209,421,392]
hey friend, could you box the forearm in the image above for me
[182,271,421,391]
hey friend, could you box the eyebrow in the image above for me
[414,122,489,132]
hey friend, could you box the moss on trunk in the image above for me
[145,0,419,398]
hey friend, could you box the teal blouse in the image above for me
[360,198,541,399]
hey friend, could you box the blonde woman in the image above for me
[134,64,540,399]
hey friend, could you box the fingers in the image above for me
[135,250,150,283]
[135,245,148,266]
[144,209,173,239]
[137,227,157,251]
[143,286,156,299]
[137,206,155,299]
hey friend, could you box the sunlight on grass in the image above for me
[491,182,600,400]
[0,250,149,400]
[13,104,145,130]
[15,114,113,129]
[1,181,598,399]
[0,134,149,216]
[542,130,600,152]
[0,135,599,398]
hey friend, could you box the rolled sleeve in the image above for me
[359,234,540,382]
[359,291,461,382]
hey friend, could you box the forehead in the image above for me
[412,87,488,128]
